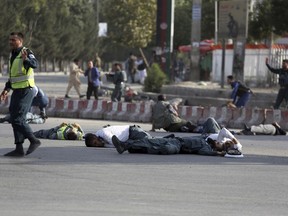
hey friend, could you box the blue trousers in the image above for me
[9,88,34,144]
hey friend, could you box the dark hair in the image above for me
[10,32,24,40]
[158,94,166,101]
[66,131,78,140]
[283,59,288,63]
[227,75,234,80]
[84,133,105,147]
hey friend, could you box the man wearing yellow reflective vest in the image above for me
[0,32,41,157]
[33,122,85,140]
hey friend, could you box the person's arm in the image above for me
[230,82,239,103]
[72,123,85,135]
[266,58,281,74]
[22,48,38,69]
[197,149,224,156]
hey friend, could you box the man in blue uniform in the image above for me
[0,32,41,157]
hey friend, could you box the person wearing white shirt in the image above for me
[84,125,152,148]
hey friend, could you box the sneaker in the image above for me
[111,135,126,154]
[227,148,242,155]
[0,118,6,123]
[65,94,71,99]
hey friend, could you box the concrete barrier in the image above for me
[1,96,288,130]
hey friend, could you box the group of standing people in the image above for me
[65,56,102,100]
[126,52,147,85]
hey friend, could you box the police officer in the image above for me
[266,58,288,109]
[0,32,41,157]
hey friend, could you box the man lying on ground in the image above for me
[33,122,84,140]
[84,125,153,148]
[237,122,286,136]
[111,127,243,157]
[0,112,46,124]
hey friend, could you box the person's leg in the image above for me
[65,80,73,96]
[235,93,250,108]
[273,88,285,109]
[128,125,153,140]
[111,86,117,101]
[87,83,93,100]
[6,88,41,156]
[73,81,82,97]
[112,136,181,155]
[33,128,54,138]
[202,117,221,134]
[251,124,275,135]
[93,86,99,99]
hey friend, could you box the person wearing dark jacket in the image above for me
[227,75,252,108]
[111,134,226,156]
[111,63,124,102]
[84,61,101,100]
[0,32,41,157]
[266,58,288,109]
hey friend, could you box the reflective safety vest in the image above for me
[9,47,35,89]
[57,125,84,140]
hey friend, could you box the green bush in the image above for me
[144,63,167,93]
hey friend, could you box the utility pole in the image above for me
[190,0,202,81]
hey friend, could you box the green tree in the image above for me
[249,0,272,43]
[102,0,156,48]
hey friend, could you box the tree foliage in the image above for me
[0,0,99,62]
[102,0,156,48]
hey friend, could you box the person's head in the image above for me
[84,133,105,147]
[87,60,93,68]
[282,59,288,69]
[66,130,78,140]
[73,59,80,64]
[157,94,166,101]
[227,75,234,84]
[9,32,24,50]
[113,62,121,71]
[207,138,234,152]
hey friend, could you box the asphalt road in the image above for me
[0,117,288,216]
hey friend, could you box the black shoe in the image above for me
[79,95,85,98]
[244,124,251,131]
[26,139,41,155]
[241,129,255,135]
[40,112,48,119]
[0,118,6,123]
[65,94,71,99]
[4,149,25,157]
[111,135,126,154]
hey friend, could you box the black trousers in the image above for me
[274,86,288,109]
[86,83,99,100]
[9,88,35,144]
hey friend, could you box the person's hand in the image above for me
[21,48,28,60]
[217,151,226,157]
[0,90,8,102]
[265,57,268,64]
